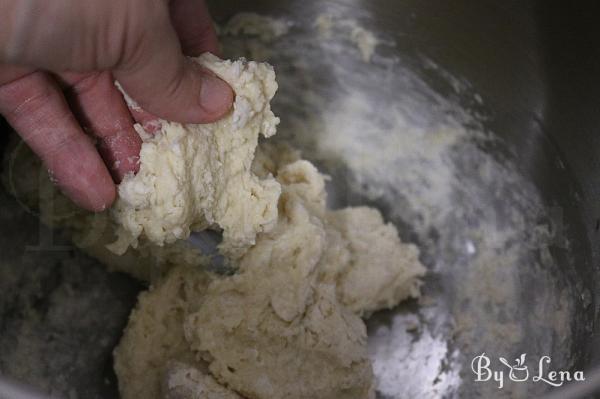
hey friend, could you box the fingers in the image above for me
[170,0,220,56]
[58,71,142,182]
[114,2,233,124]
[0,72,115,211]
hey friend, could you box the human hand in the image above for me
[0,0,234,211]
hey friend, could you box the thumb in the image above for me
[113,3,233,124]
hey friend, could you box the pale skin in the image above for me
[0,0,234,211]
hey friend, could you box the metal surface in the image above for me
[1,0,600,398]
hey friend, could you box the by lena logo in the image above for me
[471,353,585,389]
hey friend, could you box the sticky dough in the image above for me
[109,54,281,259]
[114,144,424,399]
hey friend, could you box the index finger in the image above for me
[0,72,115,211]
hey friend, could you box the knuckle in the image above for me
[0,73,54,118]
[0,73,81,158]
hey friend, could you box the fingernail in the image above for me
[199,75,234,117]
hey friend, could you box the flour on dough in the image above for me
[109,54,281,259]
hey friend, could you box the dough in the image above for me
[113,266,211,399]
[114,145,424,399]
[326,207,422,316]
[109,54,281,259]
[111,265,238,399]
[183,156,376,399]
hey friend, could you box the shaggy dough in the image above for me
[113,266,211,399]
[326,207,422,316]
[112,266,243,399]
[109,54,281,259]
[185,157,374,399]
[113,144,424,399]
[184,154,421,399]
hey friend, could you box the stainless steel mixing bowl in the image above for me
[1,0,599,398]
